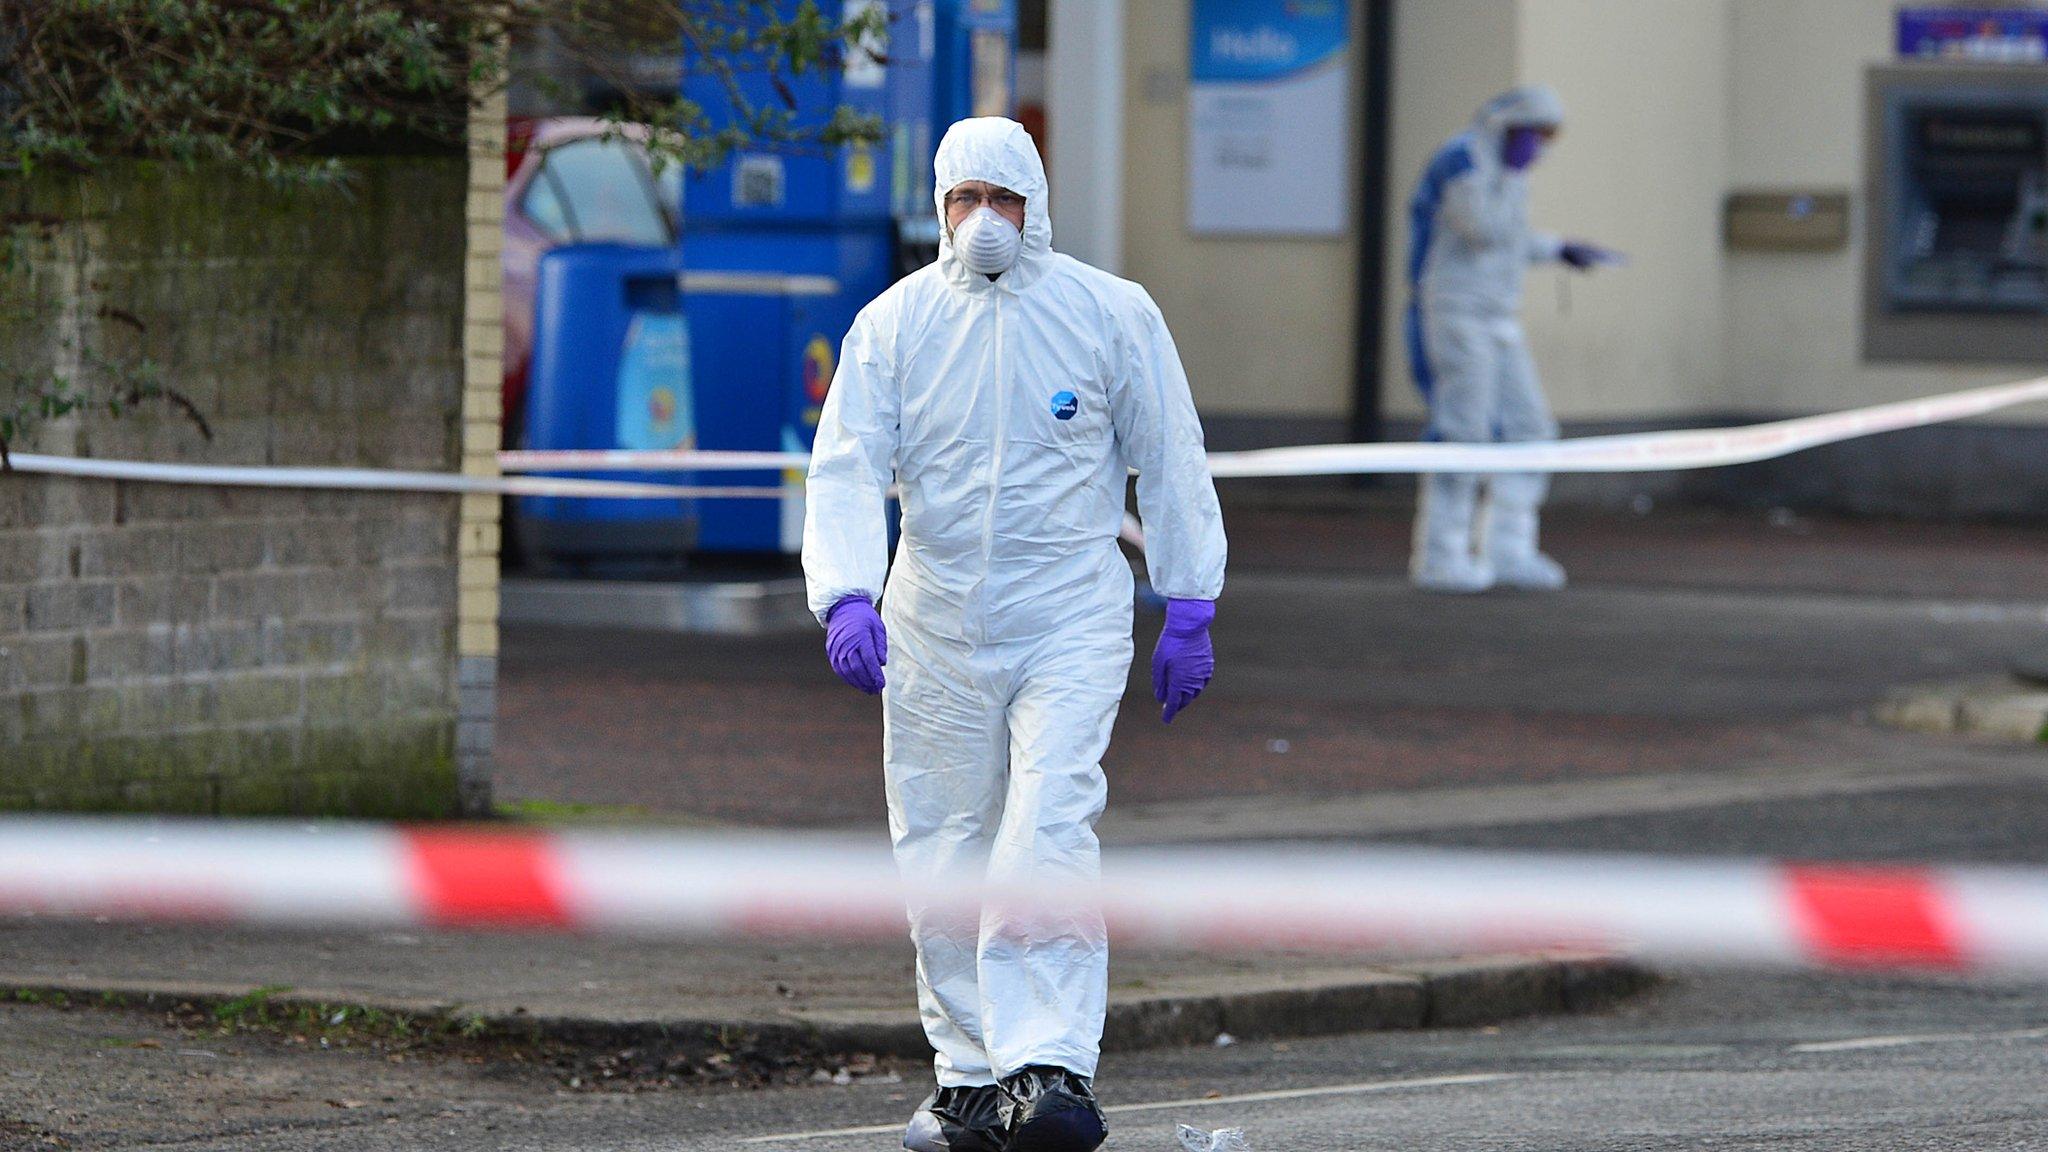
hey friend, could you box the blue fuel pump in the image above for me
[514,0,1017,564]
[678,0,1017,553]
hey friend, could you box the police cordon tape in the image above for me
[5,817,2047,974]
[3,452,782,501]
[7,378,2047,499]
[499,376,2048,480]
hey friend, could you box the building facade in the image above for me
[1040,0,2048,517]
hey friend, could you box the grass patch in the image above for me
[189,987,494,1050]
[211,984,295,1026]
[6,983,491,1053]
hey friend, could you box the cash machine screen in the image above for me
[1882,97,2048,311]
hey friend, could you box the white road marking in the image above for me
[1792,1026,2048,1054]
[1926,603,2048,625]
[1795,1033,1956,1053]
[1103,1072,1513,1115]
[736,1072,1512,1145]
[729,1026,2048,1147]
[1529,1044,1730,1060]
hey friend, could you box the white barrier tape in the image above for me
[4,817,2044,974]
[498,448,815,473]
[498,377,2048,479]
[3,452,785,501]
[16,378,2048,499]
[1205,376,2048,477]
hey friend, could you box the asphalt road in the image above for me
[709,968,2048,1152]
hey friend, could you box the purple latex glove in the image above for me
[1151,598,1216,724]
[1502,126,1549,170]
[825,596,887,695]
[1560,240,1619,270]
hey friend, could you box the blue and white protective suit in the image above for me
[802,118,1228,1087]
[1406,85,1569,592]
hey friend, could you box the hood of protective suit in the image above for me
[934,117,1052,289]
[1474,85,1565,140]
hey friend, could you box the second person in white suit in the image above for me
[1405,84,1619,593]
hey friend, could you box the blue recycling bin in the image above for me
[514,244,697,567]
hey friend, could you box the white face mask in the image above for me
[952,205,1022,276]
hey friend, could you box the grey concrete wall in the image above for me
[0,160,468,815]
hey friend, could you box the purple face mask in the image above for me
[1502,126,1547,171]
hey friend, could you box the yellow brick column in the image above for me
[456,74,507,816]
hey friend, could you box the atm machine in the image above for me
[678,0,1018,554]
[1865,61,2048,362]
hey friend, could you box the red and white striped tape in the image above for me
[5,818,2046,974]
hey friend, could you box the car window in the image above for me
[652,158,684,224]
[520,167,575,243]
[535,138,672,246]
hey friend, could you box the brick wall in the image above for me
[0,158,474,816]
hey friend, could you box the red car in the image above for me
[501,118,680,444]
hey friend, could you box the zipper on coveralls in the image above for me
[977,290,1006,646]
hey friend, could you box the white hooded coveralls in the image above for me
[802,118,1227,1087]
[1407,85,1568,587]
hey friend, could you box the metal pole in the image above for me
[1347,0,1396,446]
